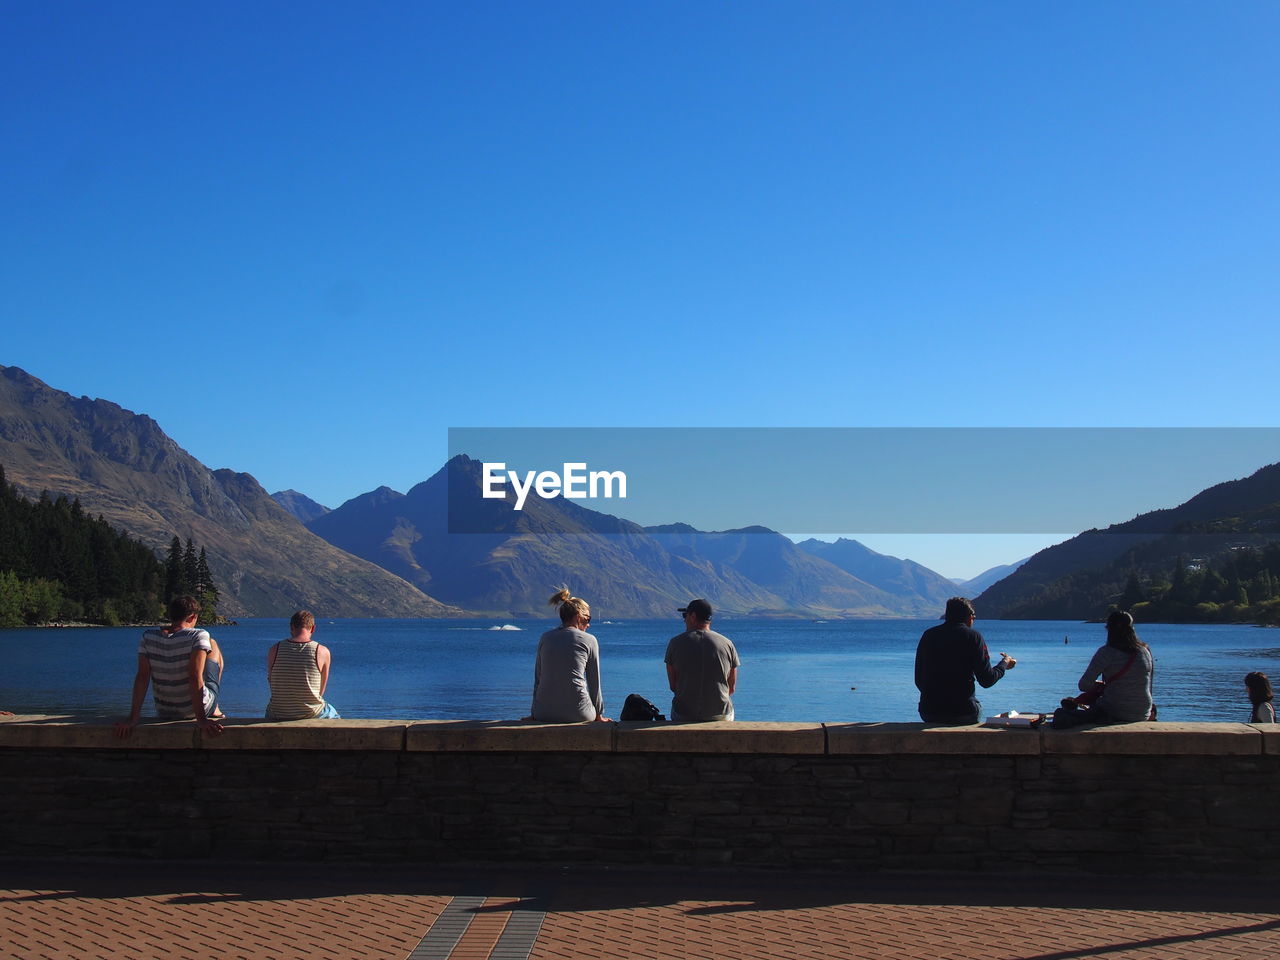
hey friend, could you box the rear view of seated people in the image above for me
[116,595,224,738]
[1053,610,1153,728]
[267,610,339,720]
[914,597,1014,726]
[1245,671,1276,724]
[665,599,739,722]
[528,588,607,723]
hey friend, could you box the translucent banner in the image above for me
[446,427,1280,534]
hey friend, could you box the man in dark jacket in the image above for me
[915,597,1015,725]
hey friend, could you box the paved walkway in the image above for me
[2,859,1278,960]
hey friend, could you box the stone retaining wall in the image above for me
[2,717,1277,873]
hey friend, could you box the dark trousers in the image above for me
[919,698,981,726]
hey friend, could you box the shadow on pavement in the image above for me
[4,858,1279,919]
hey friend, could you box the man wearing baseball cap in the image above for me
[665,599,740,722]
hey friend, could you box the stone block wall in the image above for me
[1,717,1277,874]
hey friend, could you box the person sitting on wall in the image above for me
[915,597,1015,726]
[527,588,608,723]
[1245,671,1275,724]
[267,610,340,720]
[665,599,740,722]
[115,595,224,738]
[1052,610,1154,729]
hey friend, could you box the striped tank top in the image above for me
[267,639,324,720]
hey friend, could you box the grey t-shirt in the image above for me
[664,628,740,722]
[530,626,603,723]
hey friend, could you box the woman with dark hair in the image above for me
[527,588,608,723]
[1245,671,1275,723]
[1053,610,1154,728]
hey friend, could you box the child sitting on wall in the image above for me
[1246,671,1275,724]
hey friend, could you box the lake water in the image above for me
[2,618,1278,723]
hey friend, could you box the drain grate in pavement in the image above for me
[406,894,546,960]
[406,895,487,959]
[489,901,546,960]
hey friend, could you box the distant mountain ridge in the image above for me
[795,538,959,612]
[305,456,958,618]
[975,462,1280,619]
[0,364,1040,621]
[0,365,458,617]
[956,559,1029,596]
[271,489,330,524]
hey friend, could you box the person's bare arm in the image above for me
[316,644,331,696]
[114,654,152,739]
[727,666,737,696]
[188,648,223,737]
[666,663,678,693]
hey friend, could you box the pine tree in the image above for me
[182,539,198,595]
[1118,571,1144,609]
[0,465,165,624]
[1199,565,1228,604]
[195,547,220,621]
[1170,556,1191,604]
[165,536,185,600]
[1259,569,1275,601]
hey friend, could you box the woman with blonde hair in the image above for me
[527,588,608,723]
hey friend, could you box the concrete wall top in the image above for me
[826,722,1044,756]
[406,720,615,753]
[1,715,1274,755]
[1039,721,1264,756]
[613,721,825,754]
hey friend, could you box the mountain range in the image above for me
[0,364,984,618]
[271,489,330,524]
[794,537,960,608]
[301,455,951,618]
[956,559,1029,596]
[0,365,457,618]
[38,361,1278,622]
[975,461,1280,619]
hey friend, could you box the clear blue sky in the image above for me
[4,2,1279,579]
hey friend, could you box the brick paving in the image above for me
[1,860,1278,960]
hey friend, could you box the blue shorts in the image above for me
[202,662,222,717]
[316,701,340,719]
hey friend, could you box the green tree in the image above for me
[1199,566,1228,604]
[0,570,23,628]
[1252,569,1275,602]
[195,547,220,621]
[182,539,198,596]
[1170,556,1193,604]
[21,578,63,623]
[165,536,185,600]
[0,462,166,625]
[1118,571,1145,610]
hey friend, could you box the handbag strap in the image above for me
[1106,649,1138,684]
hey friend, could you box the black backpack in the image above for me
[619,693,666,721]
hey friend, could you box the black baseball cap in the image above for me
[678,599,713,620]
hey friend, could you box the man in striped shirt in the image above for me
[115,595,224,738]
